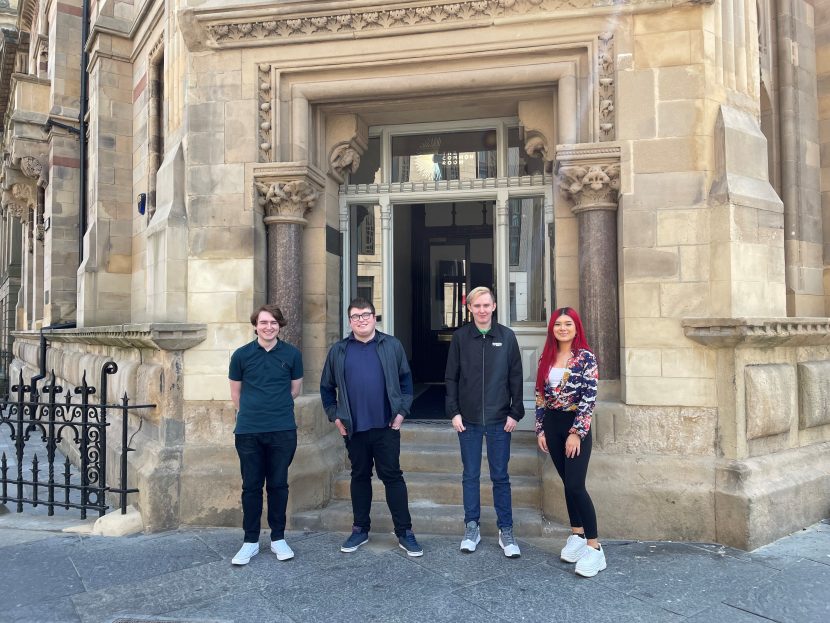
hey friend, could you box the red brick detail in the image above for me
[52,155,81,169]
[57,2,83,17]
[133,73,147,103]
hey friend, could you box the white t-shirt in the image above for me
[548,367,567,386]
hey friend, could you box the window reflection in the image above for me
[508,197,545,323]
[391,130,497,183]
[350,204,382,321]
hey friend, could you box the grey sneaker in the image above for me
[460,521,481,553]
[498,527,521,558]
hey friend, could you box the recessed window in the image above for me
[391,130,497,183]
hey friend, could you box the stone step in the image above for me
[398,443,541,476]
[292,499,569,538]
[401,423,539,449]
[331,471,542,507]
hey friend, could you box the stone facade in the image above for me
[0,0,828,550]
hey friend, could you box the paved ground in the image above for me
[0,510,828,623]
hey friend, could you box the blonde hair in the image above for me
[466,286,495,306]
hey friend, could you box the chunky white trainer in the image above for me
[560,534,589,563]
[231,542,260,565]
[498,527,521,558]
[271,539,294,561]
[460,521,481,553]
[575,544,607,577]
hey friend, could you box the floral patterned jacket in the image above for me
[534,349,598,439]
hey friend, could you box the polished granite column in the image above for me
[556,145,621,379]
[257,179,319,349]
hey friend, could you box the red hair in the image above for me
[535,307,593,393]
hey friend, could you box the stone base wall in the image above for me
[8,332,343,532]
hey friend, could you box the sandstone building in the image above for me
[0,0,828,550]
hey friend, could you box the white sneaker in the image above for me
[460,521,481,553]
[231,542,260,565]
[575,544,606,577]
[271,539,294,561]
[560,534,588,562]
[498,527,521,558]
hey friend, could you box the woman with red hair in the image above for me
[535,306,604,577]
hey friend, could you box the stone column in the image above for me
[556,145,621,379]
[255,164,325,348]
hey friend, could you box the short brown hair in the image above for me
[250,304,287,327]
[347,297,376,317]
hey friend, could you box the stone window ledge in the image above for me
[12,324,207,351]
[682,318,830,348]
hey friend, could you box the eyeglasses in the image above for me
[349,312,374,322]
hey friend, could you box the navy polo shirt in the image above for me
[229,338,303,434]
[344,334,392,433]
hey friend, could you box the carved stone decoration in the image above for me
[257,64,273,162]
[597,32,615,141]
[329,143,362,184]
[202,0,587,47]
[11,182,36,209]
[524,133,550,161]
[557,163,620,212]
[256,180,318,226]
[20,156,42,180]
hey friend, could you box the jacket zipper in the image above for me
[481,332,486,427]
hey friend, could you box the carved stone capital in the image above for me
[11,182,36,210]
[555,144,621,214]
[256,180,318,225]
[253,161,326,226]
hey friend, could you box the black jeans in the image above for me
[235,430,298,543]
[543,409,598,540]
[345,427,412,536]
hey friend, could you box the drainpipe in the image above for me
[30,322,76,388]
[78,0,90,265]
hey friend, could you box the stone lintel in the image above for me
[179,0,712,51]
[682,317,830,348]
[11,323,208,350]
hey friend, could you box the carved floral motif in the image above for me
[11,182,36,209]
[206,0,585,45]
[557,162,620,212]
[255,180,318,224]
[258,65,273,163]
[597,32,615,141]
[20,156,42,180]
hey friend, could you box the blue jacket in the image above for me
[319,331,413,438]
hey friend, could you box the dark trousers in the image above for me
[235,430,298,543]
[346,427,412,536]
[543,409,597,539]
[458,422,513,529]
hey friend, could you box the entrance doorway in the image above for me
[394,201,494,418]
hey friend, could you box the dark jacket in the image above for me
[444,321,524,426]
[320,331,413,438]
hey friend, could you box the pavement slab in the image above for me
[589,541,775,617]
[724,557,830,623]
[0,519,827,623]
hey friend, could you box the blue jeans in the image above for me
[458,422,513,529]
[235,430,297,543]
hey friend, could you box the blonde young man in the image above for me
[445,287,524,557]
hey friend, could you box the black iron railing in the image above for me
[0,361,154,519]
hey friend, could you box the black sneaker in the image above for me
[340,526,369,552]
[398,529,424,557]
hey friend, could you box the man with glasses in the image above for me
[320,297,423,556]
[228,305,303,565]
